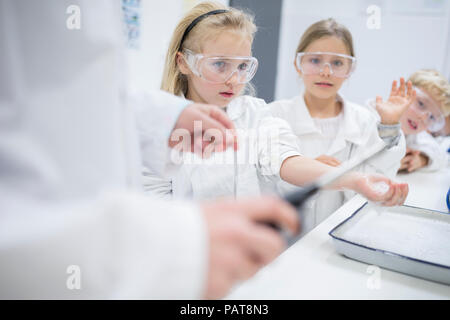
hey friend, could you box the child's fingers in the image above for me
[410,88,416,103]
[375,95,383,107]
[406,81,416,105]
[390,80,398,97]
[382,184,402,206]
[406,81,412,98]
[399,77,406,97]
[401,154,413,165]
[405,147,416,155]
[407,159,419,172]
[318,155,341,167]
[399,183,409,205]
[327,160,340,167]
[319,159,335,167]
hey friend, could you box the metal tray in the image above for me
[329,203,450,285]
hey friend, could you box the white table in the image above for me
[227,167,450,299]
[396,168,449,212]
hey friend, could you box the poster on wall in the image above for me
[122,0,141,49]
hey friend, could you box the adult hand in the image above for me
[169,103,238,157]
[201,196,299,299]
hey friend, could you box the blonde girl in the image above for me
[269,18,413,232]
[141,2,408,213]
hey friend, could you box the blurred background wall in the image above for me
[125,0,450,105]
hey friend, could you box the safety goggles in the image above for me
[182,49,258,84]
[296,52,356,78]
[410,87,445,132]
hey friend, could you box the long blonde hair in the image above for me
[161,1,257,96]
[295,18,355,57]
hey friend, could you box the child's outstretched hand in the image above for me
[375,77,416,125]
[352,172,409,206]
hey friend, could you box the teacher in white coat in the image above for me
[0,0,298,299]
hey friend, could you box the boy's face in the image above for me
[183,31,252,108]
[400,87,442,135]
[400,104,428,135]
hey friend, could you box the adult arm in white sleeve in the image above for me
[0,189,206,299]
[0,0,207,299]
[133,90,190,178]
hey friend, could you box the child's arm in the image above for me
[280,155,408,206]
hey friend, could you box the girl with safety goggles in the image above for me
[398,69,450,173]
[269,18,411,233]
[142,2,408,216]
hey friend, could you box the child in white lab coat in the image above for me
[397,69,450,173]
[141,2,408,208]
[269,18,412,232]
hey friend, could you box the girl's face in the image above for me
[296,36,351,100]
[179,31,252,108]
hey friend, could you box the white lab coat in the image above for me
[406,131,448,171]
[142,95,301,200]
[435,135,450,165]
[269,93,405,234]
[0,0,207,299]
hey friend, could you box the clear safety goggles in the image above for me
[182,49,258,84]
[410,87,445,132]
[296,52,357,78]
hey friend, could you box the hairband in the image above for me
[179,9,229,50]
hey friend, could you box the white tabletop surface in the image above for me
[227,167,450,299]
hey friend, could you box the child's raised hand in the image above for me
[315,155,341,167]
[375,77,416,125]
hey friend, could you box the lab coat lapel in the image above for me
[290,95,320,136]
[327,95,371,156]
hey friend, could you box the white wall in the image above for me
[125,0,229,92]
[275,0,450,105]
